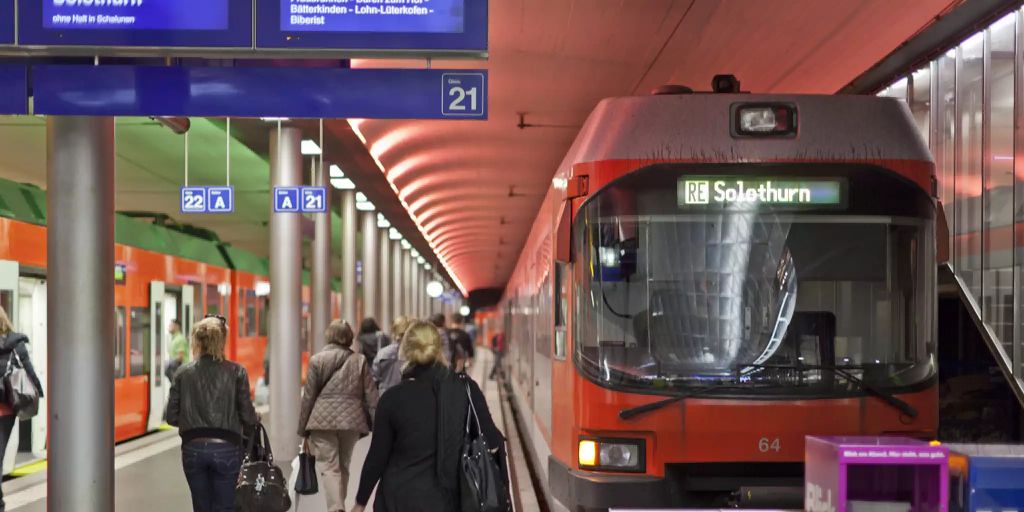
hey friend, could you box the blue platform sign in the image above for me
[274,187,300,213]
[301,187,327,213]
[0,0,14,45]
[207,187,234,213]
[18,0,253,48]
[441,72,485,118]
[256,0,486,53]
[180,187,207,213]
[33,65,488,120]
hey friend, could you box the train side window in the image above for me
[246,290,256,337]
[129,307,150,377]
[238,288,247,337]
[554,262,568,360]
[114,307,126,378]
[258,296,269,336]
[206,283,222,316]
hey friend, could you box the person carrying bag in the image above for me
[236,422,291,512]
[459,378,511,512]
[0,306,42,512]
[298,320,378,512]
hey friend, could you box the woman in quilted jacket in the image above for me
[297,319,380,512]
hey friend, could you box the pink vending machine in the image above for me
[805,436,949,512]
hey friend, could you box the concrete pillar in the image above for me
[379,229,392,333]
[403,249,414,319]
[417,267,425,318]
[340,189,357,324]
[269,126,302,464]
[310,163,331,354]
[391,239,403,326]
[361,210,379,323]
[47,117,115,512]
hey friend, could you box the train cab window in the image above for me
[114,307,126,378]
[246,290,257,337]
[573,165,936,397]
[206,284,222,317]
[554,262,568,360]
[129,307,150,377]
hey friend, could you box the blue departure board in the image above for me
[19,0,251,48]
[0,1,12,44]
[44,0,228,31]
[257,0,486,53]
[281,0,464,33]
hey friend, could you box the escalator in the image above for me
[937,262,1024,442]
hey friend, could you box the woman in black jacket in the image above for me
[167,315,259,512]
[0,306,42,512]
[352,321,505,512]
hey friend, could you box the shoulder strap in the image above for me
[313,350,352,397]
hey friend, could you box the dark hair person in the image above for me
[357,317,390,363]
[167,316,258,512]
[352,321,504,512]
[0,305,42,512]
[298,319,379,512]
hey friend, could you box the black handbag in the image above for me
[459,383,511,512]
[5,349,39,420]
[294,440,318,496]
[235,423,291,512]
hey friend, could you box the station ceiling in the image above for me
[351,0,958,293]
[0,0,961,295]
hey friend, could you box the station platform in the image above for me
[3,349,520,511]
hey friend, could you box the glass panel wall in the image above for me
[880,9,1021,376]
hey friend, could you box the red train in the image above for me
[0,181,338,474]
[500,82,940,510]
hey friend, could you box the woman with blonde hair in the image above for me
[0,306,42,512]
[167,315,258,512]
[371,316,412,394]
[298,319,379,512]
[352,321,504,512]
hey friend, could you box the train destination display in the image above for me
[679,177,845,208]
[44,0,229,31]
[283,0,464,33]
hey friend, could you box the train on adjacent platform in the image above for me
[499,79,941,511]
[0,179,337,475]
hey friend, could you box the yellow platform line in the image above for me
[10,459,46,477]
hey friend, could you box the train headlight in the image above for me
[732,103,797,137]
[578,438,645,472]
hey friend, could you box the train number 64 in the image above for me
[758,437,781,453]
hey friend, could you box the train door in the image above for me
[17,277,46,459]
[160,285,195,397]
[0,261,17,474]
[146,281,167,431]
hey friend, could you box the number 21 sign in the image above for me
[442,73,485,118]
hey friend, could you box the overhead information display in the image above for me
[44,0,229,30]
[257,0,486,53]
[282,0,464,33]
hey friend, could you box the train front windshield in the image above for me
[573,165,936,396]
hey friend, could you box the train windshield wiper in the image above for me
[618,384,741,420]
[735,363,918,419]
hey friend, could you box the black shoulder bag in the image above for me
[459,381,511,512]
[236,422,291,512]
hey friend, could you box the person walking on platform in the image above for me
[166,315,258,512]
[164,319,188,380]
[352,321,505,512]
[357,318,390,364]
[489,331,505,381]
[447,316,475,372]
[0,306,42,512]
[372,316,411,395]
[298,320,379,512]
[429,313,464,372]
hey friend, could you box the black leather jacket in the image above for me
[166,356,258,445]
[0,333,43,400]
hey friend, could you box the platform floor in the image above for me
[3,349,503,511]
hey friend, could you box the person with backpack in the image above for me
[352,321,506,512]
[372,316,411,395]
[166,315,258,512]
[298,319,379,512]
[357,318,390,364]
[0,306,42,512]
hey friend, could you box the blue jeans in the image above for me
[182,441,243,512]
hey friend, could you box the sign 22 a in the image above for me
[442,73,485,118]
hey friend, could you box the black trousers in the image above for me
[0,414,17,510]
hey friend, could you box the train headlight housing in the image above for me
[578,438,645,472]
[732,103,797,137]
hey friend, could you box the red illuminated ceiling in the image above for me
[353,0,958,294]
